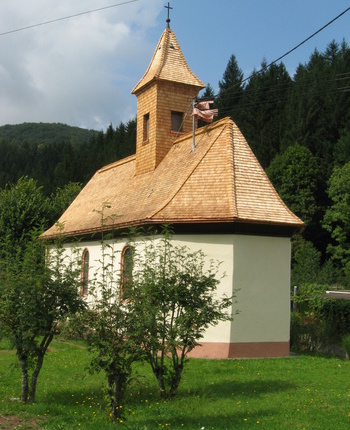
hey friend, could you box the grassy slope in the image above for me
[0,340,349,429]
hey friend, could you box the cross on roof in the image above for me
[165,2,173,28]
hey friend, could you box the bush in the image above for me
[319,299,350,343]
[291,293,350,354]
[290,312,324,352]
[342,334,350,359]
[57,314,89,341]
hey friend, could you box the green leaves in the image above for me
[266,144,320,226]
[0,177,86,403]
[323,162,350,269]
[0,177,47,248]
[128,227,233,398]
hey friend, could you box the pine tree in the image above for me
[217,54,244,121]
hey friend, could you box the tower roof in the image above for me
[132,28,205,94]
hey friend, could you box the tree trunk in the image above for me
[28,332,53,403]
[19,356,29,403]
[152,366,166,398]
[28,352,44,403]
[169,364,183,398]
[109,372,127,420]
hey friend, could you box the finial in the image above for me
[165,2,173,28]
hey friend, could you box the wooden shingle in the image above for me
[42,118,304,239]
[132,28,205,94]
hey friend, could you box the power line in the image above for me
[220,76,350,112]
[217,82,350,117]
[211,5,350,101]
[0,0,140,37]
[216,72,350,106]
[250,6,350,83]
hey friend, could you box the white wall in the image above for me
[230,235,291,344]
[62,233,291,345]
[166,234,291,346]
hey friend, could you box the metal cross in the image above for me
[165,2,173,28]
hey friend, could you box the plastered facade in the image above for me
[64,233,291,358]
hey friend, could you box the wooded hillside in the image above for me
[0,122,97,146]
[0,120,136,194]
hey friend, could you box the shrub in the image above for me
[291,290,350,353]
[319,299,350,343]
[290,311,324,352]
[342,334,350,359]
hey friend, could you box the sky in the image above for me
[0,0,349,131]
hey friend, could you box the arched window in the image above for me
[81,249,89,297]
[121,246,133,299]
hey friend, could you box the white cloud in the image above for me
[0,0,164,130]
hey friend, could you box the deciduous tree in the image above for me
[129,227,234,399]
[0,177,86,403]
[0,233,85,403]
[323,161,350,271]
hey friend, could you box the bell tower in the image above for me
[131,18,205,175]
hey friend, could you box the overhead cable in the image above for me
[211,5,350,100]
[0,0,140,37]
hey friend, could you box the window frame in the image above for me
[81,248,89,297]
[120,245,133,300]
[171,111,184,133]
[143,113,150,143]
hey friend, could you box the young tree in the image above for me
[0,177,86,403]
[129,227,234,399]
[83,211,141,421]
[0,233,85,403]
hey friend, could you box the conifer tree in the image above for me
[217,54,244,121]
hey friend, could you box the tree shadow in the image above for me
[188,378,296,399]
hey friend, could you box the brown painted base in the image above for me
[188,341,290,359]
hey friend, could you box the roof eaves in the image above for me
[41,213,304,241]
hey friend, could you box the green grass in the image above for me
[0,339,349,429]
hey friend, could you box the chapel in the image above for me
[42,15,304,358]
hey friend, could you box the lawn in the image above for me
[0,339,349,429]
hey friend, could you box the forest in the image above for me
[0,39,349,287]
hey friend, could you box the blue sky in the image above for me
[0,0,349,130]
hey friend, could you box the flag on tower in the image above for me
[192,100,218,123]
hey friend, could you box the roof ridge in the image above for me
[167,29,205,88]
[173,116,233,145]
[230,121,305,227]
[131,31,164,93]
[98,154,136,173]
[156,28,170,79]
[228,121,238,218]
[151,123,228,219]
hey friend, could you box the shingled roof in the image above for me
[42,117,304,239]
[131,27,205,94]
